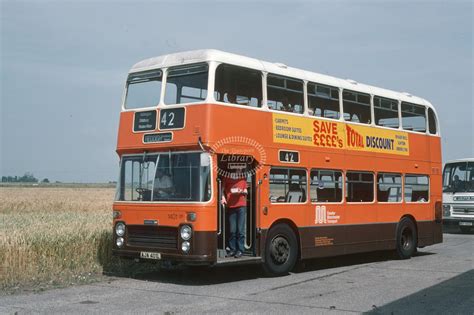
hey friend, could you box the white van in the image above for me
[442,159,474,233]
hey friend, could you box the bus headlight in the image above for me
[115,222,126,237]
[180,225,192,240]
[181,241,190,253]
[443,205,451,217]
[116,237,124,247]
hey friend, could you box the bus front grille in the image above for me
[127,225,178,249]
[452,206,474,215]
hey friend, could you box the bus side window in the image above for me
[343,90,371,124]
[374,96,399,129]
[310,169,343,202]
[269,168,307,203]
[267,74,304,114]
[377,173,402,202]
[404,175,429,202]
[346,171,374,202]
[428,107,437,134]
[307,83,340,119]
[214,64,262,107]
[401,102,426,133]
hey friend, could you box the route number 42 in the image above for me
[161,112,175,127]
[159,108,185,130]
[279,150,300,163]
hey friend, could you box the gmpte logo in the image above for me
[315,205,341,224]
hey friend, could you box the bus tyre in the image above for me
[395,218,417,259]
[263,224,298,276]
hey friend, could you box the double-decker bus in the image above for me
[112,49,443,275]
[442,158,474,233]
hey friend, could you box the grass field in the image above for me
[0,186,142,293]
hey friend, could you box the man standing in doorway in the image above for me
[221,168,247,258]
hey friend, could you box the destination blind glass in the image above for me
[134,110,157,132]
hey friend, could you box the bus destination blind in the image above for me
[134,110,157,132]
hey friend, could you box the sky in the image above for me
[1,0,473,182]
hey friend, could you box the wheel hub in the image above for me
[270,236,290,265]
[401,228,412,250]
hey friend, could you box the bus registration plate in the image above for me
[140,252,161,260]
[459,222,473,226]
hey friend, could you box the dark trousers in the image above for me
[228,206,246,253]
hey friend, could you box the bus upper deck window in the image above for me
[307,83,340,119]
[125,70,162,109]
[343,90,371,124]
[214,64,262,107]
[374,96,399,129]
[267,75,304,114]
[164,63,208,105]
[401,102,426,133]
[428,107,437,134]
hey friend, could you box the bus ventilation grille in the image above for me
[127,225,178,249]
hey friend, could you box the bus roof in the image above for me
[130,49,435,109]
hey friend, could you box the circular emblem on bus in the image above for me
[210,136,266,179]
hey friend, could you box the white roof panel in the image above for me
[130,49,434,109]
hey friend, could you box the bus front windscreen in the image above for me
[116,152,212,202]
[125,69,163,109]
[443,162,474,193]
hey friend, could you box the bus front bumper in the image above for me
[112,228,217,265]
[443,217,474,227]
[112,249,215,265]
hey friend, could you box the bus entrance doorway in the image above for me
[216,154,258,262]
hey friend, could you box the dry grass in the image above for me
[0,187,119,293]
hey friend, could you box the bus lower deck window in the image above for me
[377,173,402,202]
[310,169,343,202]
[405,175,429,202]
[346,171,374,202]
[270,168,307,203]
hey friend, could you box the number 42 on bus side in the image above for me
[279,150,300,164]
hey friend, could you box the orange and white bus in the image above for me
[112,49,443,275]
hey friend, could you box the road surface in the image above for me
[1,231,473,314]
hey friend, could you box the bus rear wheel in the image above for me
[263,224,298,276]
[395,217,417,259]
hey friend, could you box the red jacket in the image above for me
[223,177,247,208]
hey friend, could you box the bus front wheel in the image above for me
[263,224,298,276]
[395,217,417,259]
